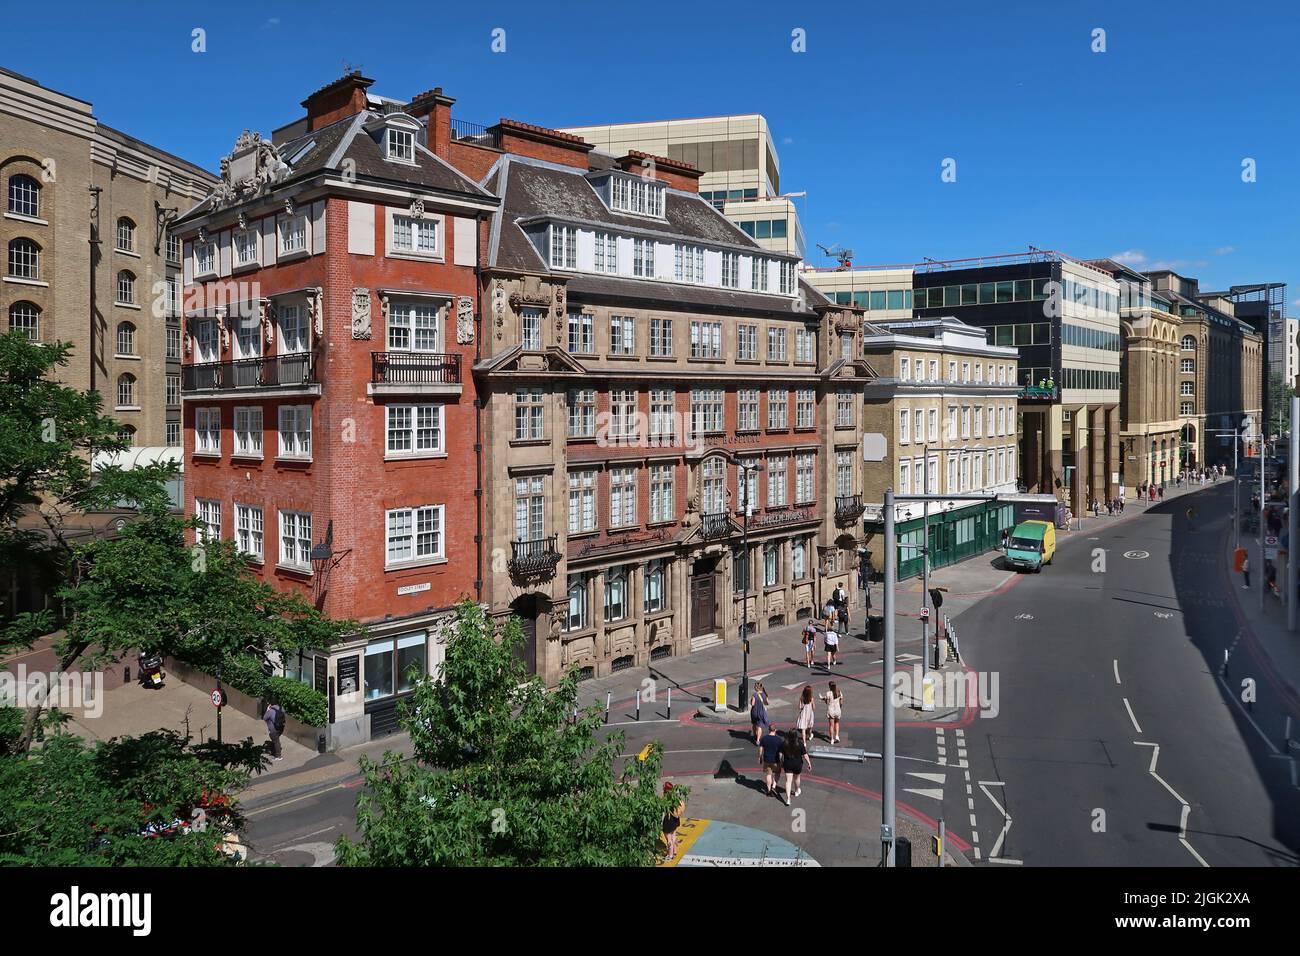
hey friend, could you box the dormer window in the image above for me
[196,240,217,275]
[549,225,577,270]
[610,175,665,217]
[386,128,415,164]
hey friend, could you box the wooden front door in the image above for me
[690,563,717,638]
[510,596,539,676]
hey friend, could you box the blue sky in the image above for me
[13,0,1299,307]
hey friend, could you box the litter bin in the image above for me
[867,614,885,643]
[895,836,912,867]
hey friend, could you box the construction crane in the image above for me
[816,244,854,270]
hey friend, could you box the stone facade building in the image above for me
[859,318,1021,577]
[173,73,498,743]
[1,66,213,447]
[442,120,871,685]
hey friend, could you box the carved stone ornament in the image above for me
[352,288,373,340]
[409,197,426,219]
[237,212,247,231]
[456,296,474,344]
[308,287,324,337]
[259,299,275,347]
[379,293,391,331]
[197,227,207,244]
[211,130,290,209]
[284,198,295,216]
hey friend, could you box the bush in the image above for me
[216,654,327,727]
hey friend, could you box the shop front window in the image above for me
[364,632,428,700]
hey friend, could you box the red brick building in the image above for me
[173,74,498,743]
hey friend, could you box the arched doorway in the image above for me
[1181,423,1197,469]
[509,593,545,676]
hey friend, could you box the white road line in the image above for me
[907,772,946,784]
[1123,697,1143,734]
[978,781,1013,860]
[1113,659,1121,684]
[971,831,980,844]
[987,857,1024,865]
[1215,674,1282,755]
[904,788,944,801]
[969,813,978,828]
[1133,741,1209,868]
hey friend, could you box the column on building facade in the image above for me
[1046,406,1065,499]
[1089,405,1106,503]
[1106,405,1121,501]
[1070,406,1087,515]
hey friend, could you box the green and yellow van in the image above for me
[1004,520,1056,572]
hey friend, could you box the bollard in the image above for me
[605,692,610,725]
[1223,648,1229,678]
[667,686,672,720]
[124,666,130,684]
[635,689,641,722]
[938,818,945,868]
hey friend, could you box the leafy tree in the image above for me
[1267,371,1294,437]
[336,602,677,866]
[0,723,266,866]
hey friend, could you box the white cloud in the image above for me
[1111,250,1148,266]
[1214,246,1235,255]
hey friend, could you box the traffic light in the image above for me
[929,587,946,610]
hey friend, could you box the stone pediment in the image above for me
[478,345,587,375]
[212,131,290,209]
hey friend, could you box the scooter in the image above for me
[137,651,165,689]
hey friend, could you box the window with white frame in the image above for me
[116,217,135,253]
[279,510,312,570]
[796,454,815,503]
[751,257,767,292]
[234,314,261,359]
[610,314,635,355]
[738,324,757,361]
[796,328,815,363]
[9,302,39,340]
[514,388,544,440]
[564,574,589,631]
[767,389,788,430]
[739,459,759,513]
[1181,358,1194,373]
[197,240,218,273]
[960,456,970,492]
[1180,381,1194,396]
[386,127,415,163]
[899,408,910,444]
[568,470,596,533]
[899,458,911,495]
[689,320,722,359]
[277,405,312,458]
[722,252,739,288]
[650,317,673,356]
[763,541,781,587]
[835,451,855,498]
[673,244,704,283]
[604,566,629,622]
[610,176,666,217]
[947,405,957,441]
[644,558,668,613]
[568,311,594,353]
[549,224,577,269]
[393,215,439,255]
[842,334,854,360]
[796,388,816,428]
[568,388,596,438]
[1181,401,1193,416]
[234,229,258,266]
[388,302,441,352]
[650,389,675,442]
[514,476,545,542]
[116,373,136,408]
[767,327,787,361]
[233,406,263,456]
[116,270,135,305]
[593,231,618,273]
[386,404,442,455]
[690,388,724,435]
[235,503,264,560]
[915,358,924,380]
[792,537,809,580]
[779,261,796,295]
[116,321,135,356]
[279,216,307,255]
[609,467,637,527]
[929,408,938,444]
[701,457,726,514]
[279,304,309,353]
[7,175,39,217]
[974,362,982,383]
[166,275,181,316]
[914,408,924,443]
[650,464,675,523]
[973,405,982,438]
[926,454,938,493]
[737,388,759,431]
[609,389,638,441]
[899,357,910,381]
[521,308,542,350]
[167,233,181,264]
[195,499,221,543]
[997,405,1005,435]
[837,390,854,427]
[386,505,443,565]
[767,456,788,507]
[928,359,938,380]
[195,407,220,454]
[633,238,656,277]
[961,406,971,438]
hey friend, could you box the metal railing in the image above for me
[835,494,866,522]
[370,352,462,385]
[1017,385,1058,400]
[701,512,735,540]
[450,118,493,144]
[182,353,316,391]
[509,536,561,576]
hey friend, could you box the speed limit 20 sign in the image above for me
[211,688,226,709]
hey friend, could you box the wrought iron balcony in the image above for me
[701,512,735,540]
[371,351,462,385]
[182,353,317,392]
[835,494,866,523]
[509,536,561,577]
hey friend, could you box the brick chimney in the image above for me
[407,87,456,160]
[491,119,594,170]
[616,151,702,193]
[301,71,375,132]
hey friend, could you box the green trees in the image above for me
[337,603,677,866]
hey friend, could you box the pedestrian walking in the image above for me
[661,782,685,860]
[1000,528,1010,550]
[749,681,770,745]
[837,601,850,635]
[1158,485,1165,500]
[833,583,847,609]
[796,685,816,746]
[1242,555,1251,589]
[759,725,785,796]
[780,730,812,806]
[824,622,840,667]
[1186,506,1195,531]
[263,699,286,760]
[821,682,844,744]
[1266,560,1278,597]
[801,618,817,669]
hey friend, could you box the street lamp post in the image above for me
[737,461,764,711]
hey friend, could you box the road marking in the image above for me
[1014,613,1034,620]
[606,718,678,727]
[987,857,1024,865]
[750,673,772,682]
[905,788,944,801]
[1154,611,1174,619]
[978,781,1013,860]
[1123,550,1150,559]
[907,772,946,784]
[1133,741,1209,868]
[1113,659,1121,685]
[782,682,805,690]
[1122,697,1143,734]
[969,813,978,828]
[268,840,337,867]
[246,785,344,817]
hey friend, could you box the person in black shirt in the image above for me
[758,725,785,796]
[779,730,812,806]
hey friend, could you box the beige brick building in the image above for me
[1,66,213,446]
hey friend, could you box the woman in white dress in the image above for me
[796,685,816,747]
